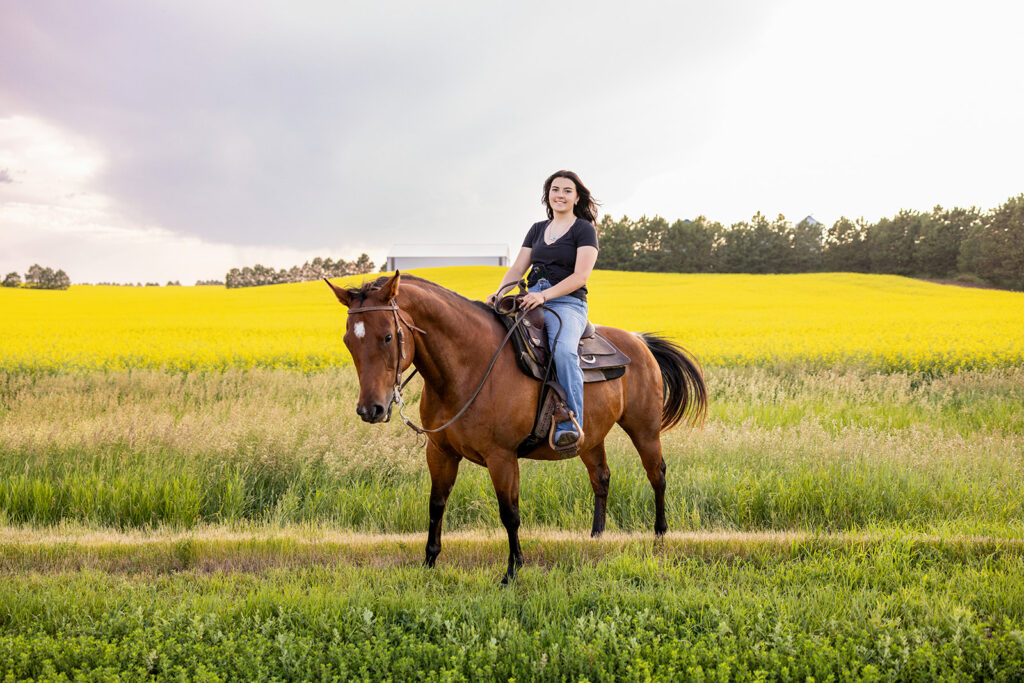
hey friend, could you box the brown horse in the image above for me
[325,272,707,583]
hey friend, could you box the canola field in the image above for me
[2,267,1023,373]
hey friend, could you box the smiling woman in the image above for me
[487,170,601,447]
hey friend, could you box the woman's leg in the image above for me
[542,296,588,439]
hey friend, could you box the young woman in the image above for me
[487,170,600,447]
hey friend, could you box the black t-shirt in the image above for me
[522,218,599,301]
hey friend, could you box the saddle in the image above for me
[493,287,631,458]
[498,306,631,383]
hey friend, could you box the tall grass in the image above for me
[1,367,1021,534]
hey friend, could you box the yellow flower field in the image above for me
[2,268,1023,373]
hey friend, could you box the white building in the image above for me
[386,244,510,271]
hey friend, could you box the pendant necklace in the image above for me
[545,216,575,244]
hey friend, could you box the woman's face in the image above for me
[548,177,578,215]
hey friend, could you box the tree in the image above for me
[352,253,375,274]
[22,264,70,289]
[868,210,924,275]
[716,213,789,273]
[959,194,1024,290]
[787,217,824,272]
[24,264,45,286]
[823,217,870,272]
[50,270,71,290]
[914,205,979,277]
[2,272,21,287]
[595,215,636,270]
[660,217,715,272]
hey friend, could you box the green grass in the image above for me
[1,367,1022,536]
[0,535,1022,680]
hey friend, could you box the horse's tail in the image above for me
[640,333,708,432]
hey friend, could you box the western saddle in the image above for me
[493,285,631,458]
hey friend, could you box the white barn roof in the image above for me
[387,243,509,258]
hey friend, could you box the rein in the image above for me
[348,292,560,437]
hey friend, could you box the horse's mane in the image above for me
[345,274,493,314]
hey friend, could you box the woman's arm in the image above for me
[486,246,533,304]
[520,246,598,310]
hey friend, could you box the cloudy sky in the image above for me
[2,1,1022,283]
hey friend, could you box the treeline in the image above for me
[598,193,1024,290]
[225,254,375,289]
[2,264,70,290]
[93,281,183,286]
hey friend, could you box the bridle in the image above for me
[347,288,557,436]
[346,300,425,393]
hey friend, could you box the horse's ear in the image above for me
[380,271,401,303]
[324,278,353,306]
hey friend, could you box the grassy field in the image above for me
[1,366,1022,536]
[2,269,1023,679]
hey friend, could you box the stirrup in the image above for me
[548,411,583,455]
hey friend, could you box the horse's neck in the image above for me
[401,285,500,395]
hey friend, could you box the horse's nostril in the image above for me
[370,403,385,420]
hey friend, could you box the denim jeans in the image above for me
[528,279,588,432]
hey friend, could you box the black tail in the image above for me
[641,333,708,431]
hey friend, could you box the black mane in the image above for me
[345,274,493,314]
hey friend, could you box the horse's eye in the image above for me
[384,333,393,344]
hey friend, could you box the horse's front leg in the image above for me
[485,453,523,584]
[424,442,461,568]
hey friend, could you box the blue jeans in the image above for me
[529,279,588,432]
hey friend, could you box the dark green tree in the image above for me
[787,217,824,272]
[661,217,716,272]
[823,217,871,272]
[959,194,1024,290]
[868,210,924,275]
[914,205,980,277]
[595,215,637,270]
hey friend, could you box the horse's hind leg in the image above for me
[424,442,461,568]
[580,442,611,537]
[622,425,668,536]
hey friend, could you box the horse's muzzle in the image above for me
[356,402,391,423]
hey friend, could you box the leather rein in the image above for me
[347,283,561,436]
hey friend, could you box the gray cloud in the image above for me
[4,0,1022,275]
[0,1,768,250]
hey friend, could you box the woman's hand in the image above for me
[521,291,545,311]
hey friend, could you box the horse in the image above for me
[325,272,707,583]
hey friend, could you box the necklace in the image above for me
[544,217,575,244]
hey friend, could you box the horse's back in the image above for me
[592,325,665,433]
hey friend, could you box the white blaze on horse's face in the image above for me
[353,321,366,339]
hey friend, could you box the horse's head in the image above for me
[324,272,415,423]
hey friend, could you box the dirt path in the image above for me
[2,526,1021,574]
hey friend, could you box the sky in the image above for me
[1,1,1022,284]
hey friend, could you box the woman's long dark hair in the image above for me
[542,170,600,225]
